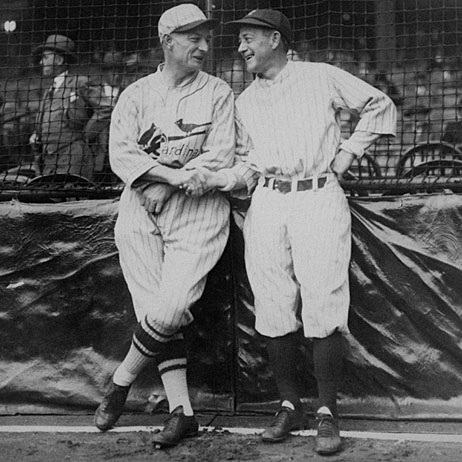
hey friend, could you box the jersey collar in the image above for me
[255,60,291,87]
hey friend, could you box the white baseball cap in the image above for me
[158,3,219,42]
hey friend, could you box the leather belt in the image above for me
[262,176,327,193]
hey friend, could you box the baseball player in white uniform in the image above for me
[94,4,235,448]
[184,9,397,456]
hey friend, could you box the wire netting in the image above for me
[0,0,461,201]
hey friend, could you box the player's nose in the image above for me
[198,37,209,52]
[237,41,246,53]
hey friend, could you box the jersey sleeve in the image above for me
[109,86,159,186]
[184,81,235,171]
[327,64,397,156]
[230,107,260,194]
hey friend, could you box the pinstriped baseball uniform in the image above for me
[233,61,396,338]
[110,68,234,331]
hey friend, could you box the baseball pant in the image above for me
[115,189,230,334]
[244,176,351,339]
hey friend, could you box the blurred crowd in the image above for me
[0,44,164,185]
[218,44,462,153]
[1,39,462,186]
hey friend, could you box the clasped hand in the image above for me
[176,166,216,197]
[139,166,219,214]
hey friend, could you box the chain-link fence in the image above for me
[0,0,461,201]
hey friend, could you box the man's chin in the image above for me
[243,59,257,73]
[190,59,204,69]
[244,64,256,74]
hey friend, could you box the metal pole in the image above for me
[375,0,397,72]
[205,0,216,75]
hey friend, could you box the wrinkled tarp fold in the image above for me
[1,194,462,419]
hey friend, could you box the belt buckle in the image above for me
[275,179,291,194]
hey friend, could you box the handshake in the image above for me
[175,166,226,197]
[137,165,233,214]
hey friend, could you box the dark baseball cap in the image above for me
[226,9,292,43]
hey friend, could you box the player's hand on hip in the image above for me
[139,183,175,214]
[330,150,356,181]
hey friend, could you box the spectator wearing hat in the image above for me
[30,34,113,181]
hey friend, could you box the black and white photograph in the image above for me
[1,1,462,461]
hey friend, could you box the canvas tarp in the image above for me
[1,194,462,419]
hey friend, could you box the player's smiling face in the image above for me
[170,26,212,71]
[238,26,275,75]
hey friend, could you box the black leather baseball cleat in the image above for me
[94,382,130,431]
[314,412,342,455]
[261,406,305,443]
[152,406,199,448]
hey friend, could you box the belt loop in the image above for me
[268,178,275,190]
[312,174,318,192]
[291,178,298,193]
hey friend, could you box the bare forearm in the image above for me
[181,167,248,197]
[330,150,356,179]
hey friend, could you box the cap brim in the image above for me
[225,18,274,32]
[225,18,290,42]
[173,18,219,33]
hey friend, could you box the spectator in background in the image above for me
[217,51,253,96]
[287,48,302,61]
[30,34,113,181]
[372,72,404,107]
[329,49,357,75]
[0,81,42,178]
[357,57,403,108]
[442,101,462,146]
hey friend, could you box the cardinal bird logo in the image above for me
[138,123,165,156]
[175,119,211,135]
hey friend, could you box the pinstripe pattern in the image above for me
[110,67,234,341]
[235,61,396,338]
[244,181,351,338]
[116,190,230,332]
[110,69,235,187]
[235,62,396,182]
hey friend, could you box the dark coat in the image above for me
[35,71,113,180]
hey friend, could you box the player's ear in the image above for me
[270,31,282,50]
[163,33,174,49]
[54,53,65,66]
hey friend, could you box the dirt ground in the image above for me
[2,430,462,462]
[2,424,462,462]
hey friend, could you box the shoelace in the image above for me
[317,416,336,438]
[162,413,182,433]
[269,409,291,428]
[102,389,127,412]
